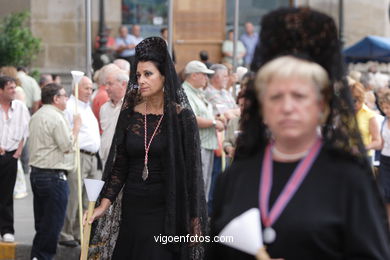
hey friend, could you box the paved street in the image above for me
[14,174,34,245]
[10,173,80,260]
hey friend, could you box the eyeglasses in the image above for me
[56,93,68,98]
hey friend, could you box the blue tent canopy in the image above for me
[343,36,390,63]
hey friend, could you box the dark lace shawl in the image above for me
[89,37,207,259]
[237,7,371,170]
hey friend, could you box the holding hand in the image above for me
[12,150,22,159]
[215,120,225,132]
[72,113,82,137]
[225,146,235,158]
[216,114,227,125]
[73,113,82,129]
[83,198,111,225]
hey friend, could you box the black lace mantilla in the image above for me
[238,7,370,171]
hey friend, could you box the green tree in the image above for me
[0,12,41,67]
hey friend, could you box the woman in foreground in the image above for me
[208,7,390,260]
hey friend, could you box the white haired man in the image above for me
[99,66,129,168]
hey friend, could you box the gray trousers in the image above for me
[201,148,214,202]
[60,152,101,241]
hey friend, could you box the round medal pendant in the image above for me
[263,227,276,244]
[142,165,149,181]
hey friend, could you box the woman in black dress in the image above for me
[208,8,390,260]
[87,37,207,260]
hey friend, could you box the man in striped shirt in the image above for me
[29,83,81,259]
[0,76,30,243]
[182,61,224,202]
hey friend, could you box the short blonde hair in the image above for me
[0,66,21,86]
[349,81,365,104]
[255,56,330,101]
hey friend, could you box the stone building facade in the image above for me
[0,0,389,77]
[296,0,390,47]
[0,0,121,81]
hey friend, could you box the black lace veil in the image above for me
[89,37,207,259]
[237,7,370,169]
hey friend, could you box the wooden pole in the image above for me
[256,247,271,260]
[221,130,226,172]
[80,201,95,260]
[74,82,84,246]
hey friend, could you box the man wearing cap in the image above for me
[182,60,224,201]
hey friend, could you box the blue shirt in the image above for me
[115,34,137,57]
[240,32,259,65]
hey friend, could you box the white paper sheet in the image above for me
[218,208,263,255]
[84,178,105,202]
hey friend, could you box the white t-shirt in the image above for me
[65,95,100,153]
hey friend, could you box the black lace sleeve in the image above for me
[177,106,207,258]
[101,135,129,203]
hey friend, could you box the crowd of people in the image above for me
[96,22,258,70]
[1,6,390,260]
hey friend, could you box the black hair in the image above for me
[39,74,53,87]
[199,50,209,61]
[0,76,16,89]
[160,27,168,35]
[133,37,167,78]
[41,83,63,104]
[16,66,27,72]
